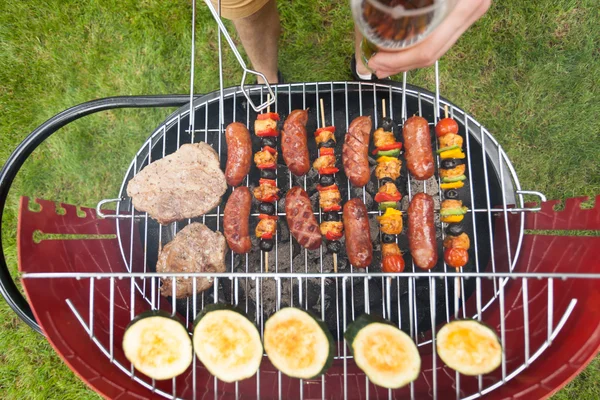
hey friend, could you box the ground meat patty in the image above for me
[408,193,438,270]
[281,109,310,176]
[285,186,322,250]
[127,142,227,225]
[157,223,227,298]
[343,198,373,268]
[342,116,372,187]
[402,116,435,180]
[223,187,252,254]
[225,122,252,187]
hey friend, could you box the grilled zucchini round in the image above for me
[193,304,262,382]
[436,319,502,376]
[264,307,334,379]
[345,314,420,389]
[122,310,193,380]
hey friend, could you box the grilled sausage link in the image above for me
[225,122,252,186]
[342,116,372,187]
[285,186,322,250]
[343,198,373,268]
[281,110,310,176]
[402,116,435,180]
[223,187,252,254]
[408,193,438,270]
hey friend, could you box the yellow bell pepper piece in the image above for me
[376,155,399,163]
[377,207,402,219]
[440,181,465,190]
[441,214,464,223]
[440,149,466,159]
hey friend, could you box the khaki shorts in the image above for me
[209,0,271,19]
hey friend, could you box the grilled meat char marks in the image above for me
[343,198,373,268]
[224,187,252,254]
[157,222,227,298]
[285,187,322,250]
[127,142,227,225]
[342,116,372,187]
[281,109,311,177]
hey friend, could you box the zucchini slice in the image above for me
[193,304,262,382]
[345,314,420,389]
[264,307,334,379]
[436,319,502,376]
[122,310,192,380]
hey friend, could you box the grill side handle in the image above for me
[0,95,191,334]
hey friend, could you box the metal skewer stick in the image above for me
[319,98,338,273]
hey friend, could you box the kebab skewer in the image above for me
[314,99,343,272]
[374,100,405,273]
[252,100,280,272]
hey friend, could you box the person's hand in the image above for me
[367,0,491,78]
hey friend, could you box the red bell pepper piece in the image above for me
[325,231,343,241]
[374,192,402,202]
[259,178,276,186]
[316,184,338,192]
[323,204,342,212]
[256,128,279,137]
[319,148,335,156]
[315,126,335,135]
[258,214,278,220]
[263,145,277,155]
[257,162,276,170]
[318,167,339,175]
[257,112,280,121]
[371,142,402,155]
[261,232,274,240]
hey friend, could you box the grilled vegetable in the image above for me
[326,240,342,253]
[436,320,502,375]
[440,181,465,190]
[436,144,461,154]
[260,168,276,180]
[440,199,467,223]
[442,175,467,183]
[123,310,193,380]
[264,308,334,379]
[441,215,465,223]
[440,149,466,159]
[345,314,420,389]
[374,148,401,157]
[382,254,405,273]
[258,202,276,215]
[260,238,274,251]
[193,304,262,382]
[444,247,469,268]
[378,201,398,211]
[445,223,464,236]
[435,117,459,137]
[377,208,403,235]
[319,174,335,186]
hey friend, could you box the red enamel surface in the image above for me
[18,196,600,399]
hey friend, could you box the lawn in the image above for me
[0,0,598,398]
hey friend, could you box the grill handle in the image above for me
[0,95,190,334]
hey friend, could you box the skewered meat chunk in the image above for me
[256,219,277,238]
[440,164,466,178]
[312,155,336,171]
[319,188,342,210]
[373,128,396,148]
[254,149,277,166]
[443,233,471,250]
[319,221,343,237]
[375,157,402,180]
[439,133,463,149]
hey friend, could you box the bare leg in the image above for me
[233,0,280,84]
[354,26,372,77]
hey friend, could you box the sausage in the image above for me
[223,187,252,253]
[285,187,322,250]
[281,110,310,176]
[402,116,435,180]
[408,193,437,270]
[342,116,372,187]
[343,198,373,268]
[225,122,252,186]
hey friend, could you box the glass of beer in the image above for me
[351,0,456,68]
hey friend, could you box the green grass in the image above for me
[0,0,599,398]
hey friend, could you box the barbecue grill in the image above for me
[1,1,599,399]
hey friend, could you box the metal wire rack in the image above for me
[12,1,600,399]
